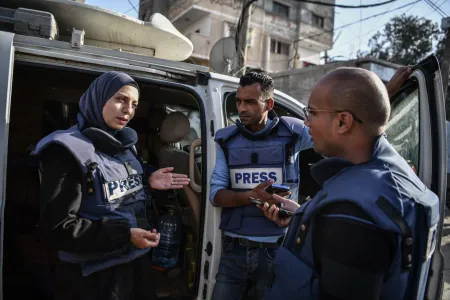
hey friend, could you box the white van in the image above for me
[0,1,447,300]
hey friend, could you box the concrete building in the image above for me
[271,57,402,104]
[139,0,335,73]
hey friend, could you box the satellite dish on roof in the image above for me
[209,37,238,75]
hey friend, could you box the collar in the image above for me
[82,127,138,156]
[235,117,279,141]
[311,134,387,186]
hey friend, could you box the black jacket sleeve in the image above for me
[312,202,397,300]
[39,144,132,253]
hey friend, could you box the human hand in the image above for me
[251,180,276,205]
[130,228,160,249]
[149,167,190,190]
[386,66,412,97]
[257,194,299,227]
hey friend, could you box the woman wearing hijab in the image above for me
[33,71,189,300]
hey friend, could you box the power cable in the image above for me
[423,0,448,17]
[126,0,139,14]
[255,0,420,64]
[295,0,398,9]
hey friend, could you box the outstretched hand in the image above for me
[251,179,291,206]
[149,167,190,190]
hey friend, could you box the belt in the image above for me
[225,236,282,249]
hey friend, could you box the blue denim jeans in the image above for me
[211,237,277,300]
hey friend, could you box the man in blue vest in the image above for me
[260,67,439,300]
[210,72,313,300]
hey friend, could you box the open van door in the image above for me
[0,31,14,300]
[386,54,446,300]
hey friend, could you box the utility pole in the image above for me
[323,51,329,64]
[441,17,450,119]
[235,0,255,77]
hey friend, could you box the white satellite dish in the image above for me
[209,37,238,75]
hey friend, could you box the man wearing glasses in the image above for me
[260,67,438,300]
[209,72,313,300]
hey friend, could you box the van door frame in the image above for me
[419,56,447,300]
[1,32,216,300]
[0,31,14,300]
[389,55,446,299]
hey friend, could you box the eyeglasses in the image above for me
[302,107,363,124]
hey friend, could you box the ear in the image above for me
[266,98,274,111]
[336,112,354,134]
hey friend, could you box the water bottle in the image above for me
[152,206,181,270]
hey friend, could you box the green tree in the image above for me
[368,14,444,65]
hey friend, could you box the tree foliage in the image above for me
[368,14,444,65]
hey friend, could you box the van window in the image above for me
[385,81,420,172]
[224,92,298,126]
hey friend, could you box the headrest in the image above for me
[160,112,190,143]
[148,107,168,129]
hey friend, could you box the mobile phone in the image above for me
[265,184,290,194]
[249,197,294,218]
[278,208,294,218]
[249,197,265,206]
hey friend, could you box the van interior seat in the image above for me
[158,112,201,232]
[146,106,168,166]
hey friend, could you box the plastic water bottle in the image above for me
[152,207,181,270]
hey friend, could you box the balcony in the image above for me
[264,10,298,41]
[186,32,212,59]
[168,0,210,29]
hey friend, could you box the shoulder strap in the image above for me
[216,138,229,164]
[376,196,413,271]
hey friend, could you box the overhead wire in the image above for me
[423,0,448,17]
[286,0,421,64]
[252,0,421,64]
[295,0,398,9]
[313,0,444,62]
[126,0,139,14]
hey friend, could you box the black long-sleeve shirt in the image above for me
[312,202,397,300]
[39,144,132,253]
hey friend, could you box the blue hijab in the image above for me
[77,71,140,154]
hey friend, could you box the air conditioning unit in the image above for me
[0,7,58,40]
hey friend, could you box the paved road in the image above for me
[441,211,450,299]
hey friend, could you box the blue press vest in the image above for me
[267,136,440,300]
[34,127,150,276]
[215,117,306,237]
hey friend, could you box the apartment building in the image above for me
[139,0,335,73]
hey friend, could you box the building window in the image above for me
[272,2,289,18]
[270,39,290,55]
[312,14,324,28]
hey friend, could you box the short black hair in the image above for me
[239,71,275,100]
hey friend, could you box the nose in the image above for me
[122,102,133,115]
[237,101,247,113]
